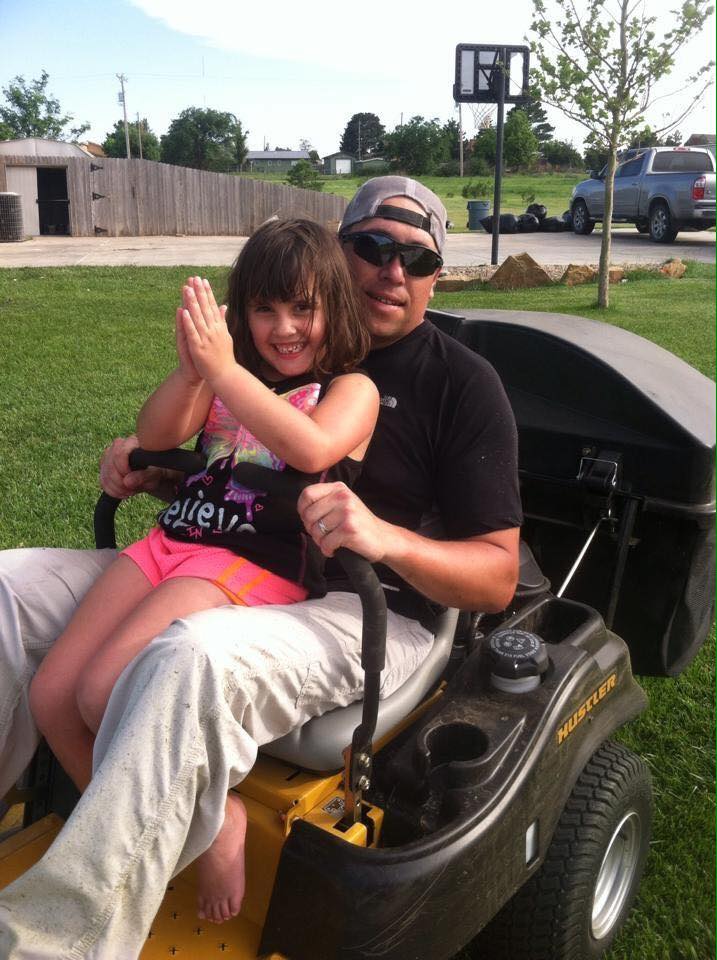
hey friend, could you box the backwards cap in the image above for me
[339,176,447,254]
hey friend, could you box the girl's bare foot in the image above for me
[197,792,247,923]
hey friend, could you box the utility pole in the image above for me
[357,118,362,161]
[117,73,131,159]
[136,113,143,160]
[458,102,464,177]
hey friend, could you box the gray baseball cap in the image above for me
[339,176,447,254]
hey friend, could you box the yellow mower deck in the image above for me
[0,755,383,959]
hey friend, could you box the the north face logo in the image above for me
[380,395,398,409]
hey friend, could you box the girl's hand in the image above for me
[175,307,203,386]
[181,277,235,385]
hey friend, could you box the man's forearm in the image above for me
[379,522,520,612]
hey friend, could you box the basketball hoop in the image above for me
[452,44,530,265]
[453,44,530,105]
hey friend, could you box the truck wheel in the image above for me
[475,741,652,960]
[649,202,678,243]
[572,201,595,235]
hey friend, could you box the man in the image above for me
[0,177,521,958]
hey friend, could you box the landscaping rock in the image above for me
[660,258,687,278]
[609,266,626,283]
[562,264,598,286]
[488,253,553,291]
[435,275,481,292]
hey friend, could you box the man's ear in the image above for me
[429,285,436,300]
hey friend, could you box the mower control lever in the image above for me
[93,447,207,549]
[232,462,388,826]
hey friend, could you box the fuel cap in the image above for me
[488,629,548,693]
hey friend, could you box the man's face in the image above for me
[341,197,442,349]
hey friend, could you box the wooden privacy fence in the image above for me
[0,156,348,237]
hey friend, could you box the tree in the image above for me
[383,116,451,174]
[235,120,249,169]
[160,108,246,172]
[531,0,714,306]
[0,71,89,141]
[503,109,539,168]
[471,126,498,170]
[626,124,682,149]
[541,139,584,167]
[510,89,555,145]
[102,118,160,160]
[286,160,323,191]
[340,113,384,158]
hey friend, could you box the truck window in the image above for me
[616,156,645,177]
[651,151,714,173]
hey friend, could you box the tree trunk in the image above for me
[597,146,618,307]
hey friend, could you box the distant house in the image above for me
[79,141,106,158]
[323,152,355,175]
[684,134,716,148]
[245,150,310,173]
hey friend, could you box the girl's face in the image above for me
[247,295,326,381]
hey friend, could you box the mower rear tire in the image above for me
[475,741,652,960]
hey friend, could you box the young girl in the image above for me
[29,218,379,925]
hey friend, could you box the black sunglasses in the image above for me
[340,231,443,277]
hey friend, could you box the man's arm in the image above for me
[298,482,520,613]
[99,436,180,503]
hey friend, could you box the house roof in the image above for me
[323,152,355,160]
[684,134,716,146]
[246,150,310,160]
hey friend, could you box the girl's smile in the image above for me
[248,297,326,380]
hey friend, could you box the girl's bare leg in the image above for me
[197,791,248,923]
[75,575,230,734]
[29,555,155,791]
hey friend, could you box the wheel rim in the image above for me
[652,207,667,239]
[591,811,642,940]
[574,205,585,229]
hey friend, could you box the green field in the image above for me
[241,171,584,229]
[0,264,713,960]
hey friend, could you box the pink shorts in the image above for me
[121,526,308,606]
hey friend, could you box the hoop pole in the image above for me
[491,56,506,266]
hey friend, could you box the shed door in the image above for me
[6,167,40,236]
[335,159,352,175]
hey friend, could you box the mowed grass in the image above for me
[0,264,714,960]
[241,171,584,229]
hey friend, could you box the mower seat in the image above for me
[261,607,459,771]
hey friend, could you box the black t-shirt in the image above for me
[325,319,522,626]
[160,372,361,595]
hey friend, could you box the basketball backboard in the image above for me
[453,44,530,104]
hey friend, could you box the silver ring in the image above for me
[317,519,329,536]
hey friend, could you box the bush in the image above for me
[435,160,461,177]
[468,156,492,177]
[286,160,324,191]
[461,179,491,199]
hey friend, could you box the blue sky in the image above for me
[1,0,714,156]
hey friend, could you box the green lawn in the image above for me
[241,171,584,230]
[0,264,713,960]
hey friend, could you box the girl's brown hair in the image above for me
[225,219,369,377]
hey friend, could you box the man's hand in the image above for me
[180,277,235,385]
[298,482,388,562]
[99,436,176,502]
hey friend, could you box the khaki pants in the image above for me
[0,547,433,960]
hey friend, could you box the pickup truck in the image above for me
[570,146,716,242]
